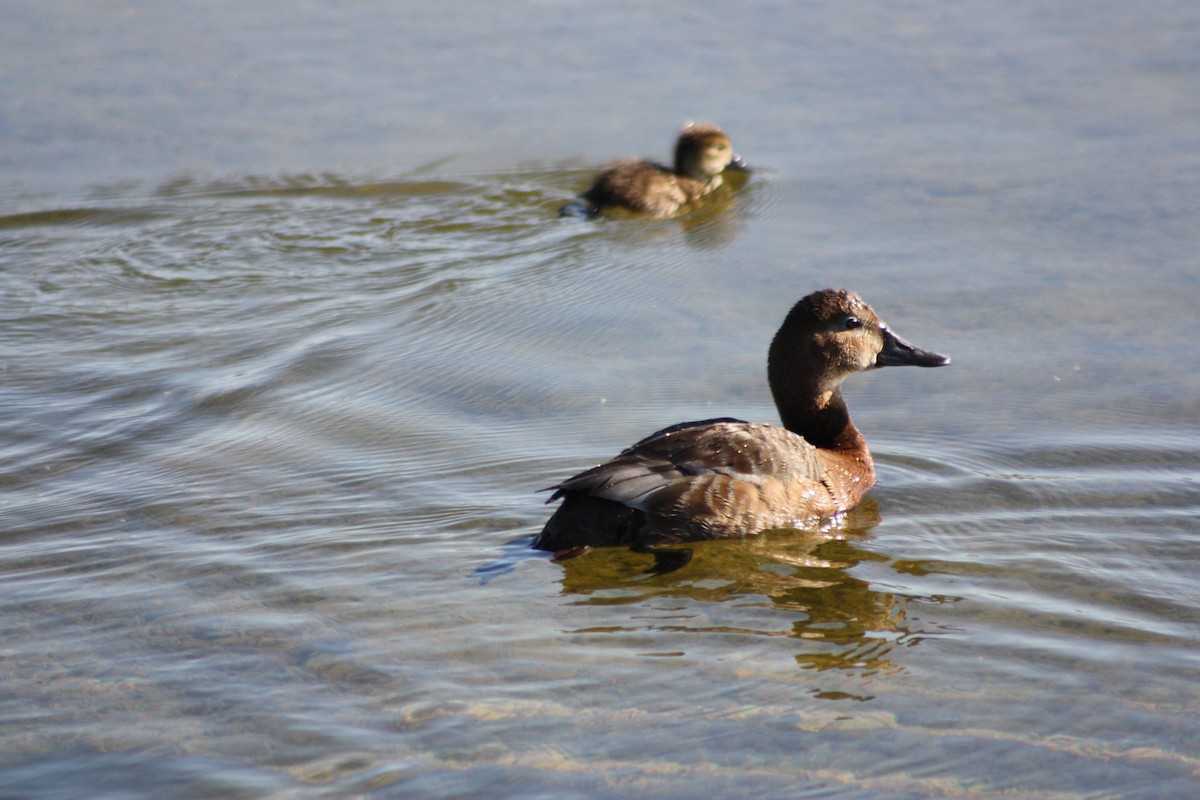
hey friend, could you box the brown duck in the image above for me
[573,123,749,218]
[535,289,950,554]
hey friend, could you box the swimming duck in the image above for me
[572,123,749,218]
[535,289,950,553]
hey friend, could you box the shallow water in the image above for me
[2,1,1199,798]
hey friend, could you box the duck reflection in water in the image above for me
[555,502,930,679]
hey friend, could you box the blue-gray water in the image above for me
[2,2,1198,798]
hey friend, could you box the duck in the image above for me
[534,289,950,554]
[570,123,750,218]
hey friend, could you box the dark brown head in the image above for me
[768,289,950,404]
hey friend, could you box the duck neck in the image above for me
[674,156,715,184]
[777,386,865,453]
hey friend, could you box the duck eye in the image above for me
[844,316,862,330]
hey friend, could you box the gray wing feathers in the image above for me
[551,420,823,512]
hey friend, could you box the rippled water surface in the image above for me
[3,2,1199,798]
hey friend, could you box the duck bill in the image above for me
[726,154,751,173]
[875,326,950,368]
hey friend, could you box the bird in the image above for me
[569,123,750,218]
[535,289,950,555]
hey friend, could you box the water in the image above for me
[2,1,1199,798]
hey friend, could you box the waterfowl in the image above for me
[535,289,950,554]
[572,123,749,218]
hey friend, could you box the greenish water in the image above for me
[2,2,1198,798]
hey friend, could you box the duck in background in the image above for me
[565,123,750,218]
[535,289,950,556]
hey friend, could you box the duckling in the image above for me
[571,123,749,218]
[535,289,949,553]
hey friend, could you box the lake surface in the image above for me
[2,1,1199,798]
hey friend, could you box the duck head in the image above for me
[769,289,950,402]
[674,123,750,181]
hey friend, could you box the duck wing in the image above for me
[549,417,826,515]
[582,160,690,217]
